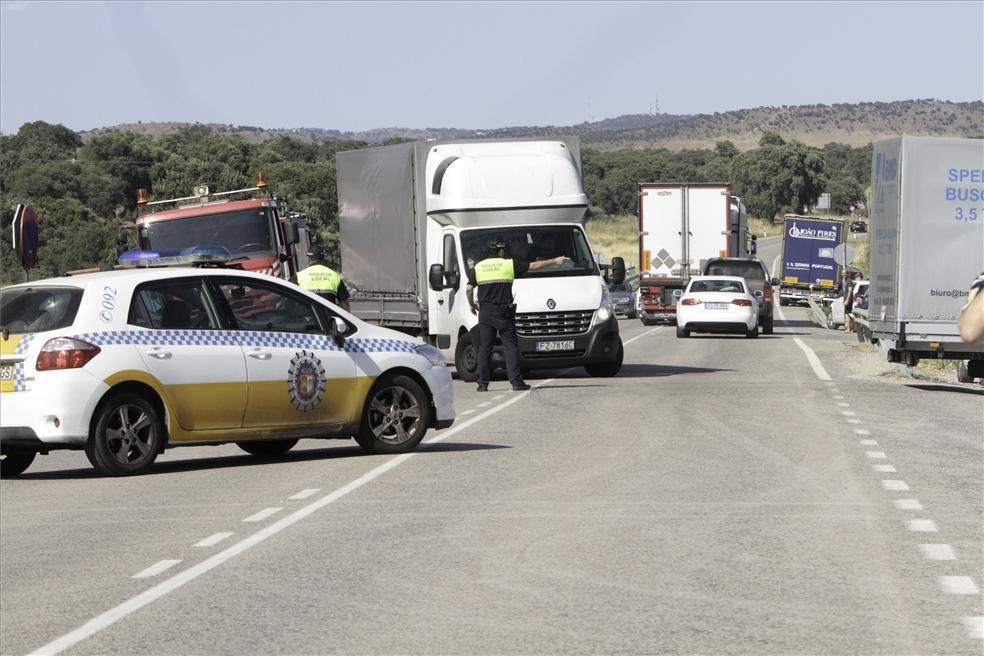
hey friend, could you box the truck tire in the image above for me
[779,297,788,307]
[454,333,478,382]
[585,340,623,378]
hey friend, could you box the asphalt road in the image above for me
[2,257,982,654]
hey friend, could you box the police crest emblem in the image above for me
[287,350,326,412]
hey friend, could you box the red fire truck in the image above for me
[125,173,313,279]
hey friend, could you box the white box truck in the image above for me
[336,138,624,381]
[639,183,749,279]
[869,136,984,376]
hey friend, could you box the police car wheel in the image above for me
[0,450,36,478]
[237,439,299,457]
[85,392,163,476]
[356,375,430,454]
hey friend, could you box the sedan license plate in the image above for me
[535,340,574,352]
[705,302,730,310]
[0,365,12,381]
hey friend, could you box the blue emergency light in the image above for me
[118,246,233,268]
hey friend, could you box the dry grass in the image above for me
[585,215,639,268]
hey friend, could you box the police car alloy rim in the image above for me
[368,385,421,444]
[103,402,157,465]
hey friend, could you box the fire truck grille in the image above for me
[515,310,594,337]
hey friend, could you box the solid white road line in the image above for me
[882,480,911,491]
[918,544,956,561]
[288,489,320,500]
[961,617,984,639]
[906,519,938,532]
[872,464,897,473]
[792,337,832,381]
[940,576,980,595]
[28,330,667,656]
[893,499,923,510]
[243,508,282,522]
[193,532,234,548]
[132,560,181,579]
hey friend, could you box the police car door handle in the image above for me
[147,348,172,360]
[248,350,272,360]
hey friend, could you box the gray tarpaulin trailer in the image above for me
[869,136,984,373]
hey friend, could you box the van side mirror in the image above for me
[771,278,780,286]
[611,256,626,284]
[284,221,300,245]
[429,264,446,291]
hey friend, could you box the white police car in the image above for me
[0,265,455,477]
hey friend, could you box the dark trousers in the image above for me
[477,303,522,385]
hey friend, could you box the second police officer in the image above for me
[465,239,569,392]
[295,246,351,311]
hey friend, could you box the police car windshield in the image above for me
[141,208,275,258]
[0,286,83,335]
[461,226,598,277]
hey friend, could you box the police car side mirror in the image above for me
[329,316,347,345]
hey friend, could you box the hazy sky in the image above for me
[1,0,981,134]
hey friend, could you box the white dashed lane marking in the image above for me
[837,402,850,407]
[893,499,923,510]
[859,439,878,445]
[865,451,887,459]
[882,480,911,491]
[962,617,984,640]
[132,560,181,579]
[833,395,846,400]
[906,519,939,533]
[940,576,980,595]
[193,533,233,548]
[872,464,897,473]
[476,402,491,408]
[288,489,320,500]
[919,544,956,561]
[854,429,872,436]
[243,508,282,522]
[841,410,857,416]
[846,419,862,424]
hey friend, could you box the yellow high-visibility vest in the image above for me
[297,265,342,294]
[474,258,515,284]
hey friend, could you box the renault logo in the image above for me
[546,298,556,310]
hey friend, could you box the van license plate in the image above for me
[535,340,574,352]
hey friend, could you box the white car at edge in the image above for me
[675,275,761,339]
[0,266,455,477]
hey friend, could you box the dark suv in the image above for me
[702,257,779,334]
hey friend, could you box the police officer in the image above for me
[295,247,350,311]
[465,239,569,392]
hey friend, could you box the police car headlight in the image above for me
[414,344,446,367]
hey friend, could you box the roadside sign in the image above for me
[817,193,832,210]
[11,204,38,270]
[833,243,855,266]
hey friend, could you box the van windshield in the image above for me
[461,226,598,278]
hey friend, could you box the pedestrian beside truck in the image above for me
[959,273,984,345]
[465,239,569,392]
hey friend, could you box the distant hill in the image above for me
[82,99,982,151]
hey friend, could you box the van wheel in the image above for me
[85,392,163,476]
[585,340,623,377]
[0,450,36,477]
[454,333,478,382]
[356,375,430,454]
[237,439,298,457]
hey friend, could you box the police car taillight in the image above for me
[36,337,101,371]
